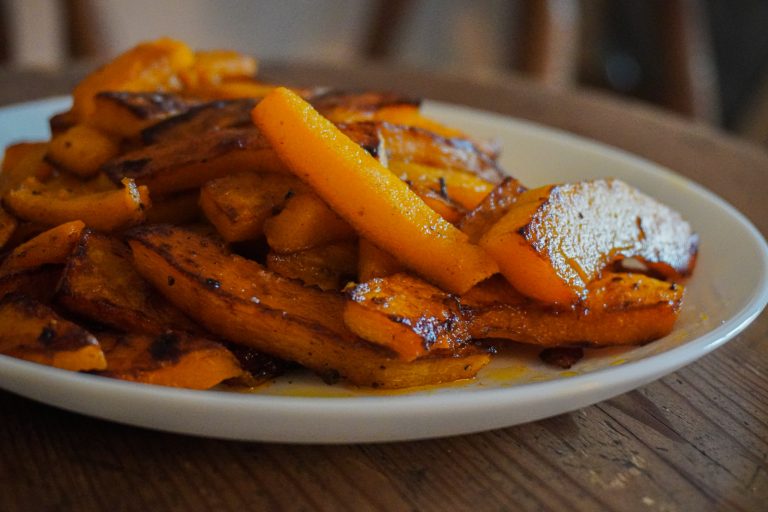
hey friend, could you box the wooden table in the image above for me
[1,62,766,512]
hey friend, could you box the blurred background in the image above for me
[1,0,768,143]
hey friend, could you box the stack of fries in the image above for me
[0,38,698,390]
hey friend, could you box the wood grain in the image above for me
[0,62,766,512]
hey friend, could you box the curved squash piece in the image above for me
[0,220,85,276]
[56,231,201,335]
[252,87,498,294]
[73,37,194,121]
[0,294,106,371]
[6,177,150,232]
[127,226,490,388]
[345,272,684,361]
[479,179,698,304]
[97,331,242,390]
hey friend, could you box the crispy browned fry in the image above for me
[468,273,684,346]
[479,179,698,304]
[72,38,194,121]
[200,172,305,242]
[376,122,505,183]
[142,98,256,144]
[0,206,18,250]
[5,177,150,231]
[56,231,200,335]
[88,91,197,138]
[344,272,684,361]
[345,273,472,362]
[103,128,285,195]
[458,177,527,242]
[145,190,201,225]
[96,331,242,389]
[0,294,106,371]
[267,241,358,291]
[127,226,490,388]
[49,110,78,135]
[0,267,62,302]
[312,91,501,155]
[263,193,356,253]
[0,142,54,199]
[357,238,404,282]
[47,125,120,177]
[0,220,85,276]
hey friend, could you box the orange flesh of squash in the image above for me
[357,238,405,282]
[127,226,490,388]
[479,179,698,304]
[73,37,194,121]
[5,177,150,232]
[0,220,85,276]
[97,331,242,390]
[252,87,498,294]
[0,294,106,371]
[459,176,527,243]
[56,231,201,335]
[263,192,356,253]
[200,172,305,242]
[266,241,358,291]
[345,272,684,361]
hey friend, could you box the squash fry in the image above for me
[0,267,62,303]
[103,128,286,195]
[0,294,106,371]
[57,231,200,335]
[357,238,404,282]
[47,125,120,177]
[0,220,85,276]
[5,177,150,231]
[252,87,499,294]
[127,226,490,388]
[263,192,356,252]
[72,37,194,121]
[459,177,527,242]
[479,179,698,303]
[200,172,305,242]
[88,91,196,138]
[0,142,54,199]
[142,98,256,144]
[389,161,495,210]
[266,241,358,291]
[345,272,684,361]
[467,273,685,347]
[378,122,504,183]
[0,206,18,250]
[97,331,242,389]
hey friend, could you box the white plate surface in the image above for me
[0,97,766,443]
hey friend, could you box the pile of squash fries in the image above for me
[0,38,698,390]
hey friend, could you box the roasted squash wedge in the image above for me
[57,231,200,335]
[345,272,684,361]
[97,331,242,389]
[479,179,698,304]
[0,294,106,371]
[127,226,490,388]
[0,220,85,276]
[252,87,499,294]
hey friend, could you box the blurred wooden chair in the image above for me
[0,0,101,66]
[365,0,719,124]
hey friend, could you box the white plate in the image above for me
[0,97,767,444]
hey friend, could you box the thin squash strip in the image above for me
[252,87,498,294]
